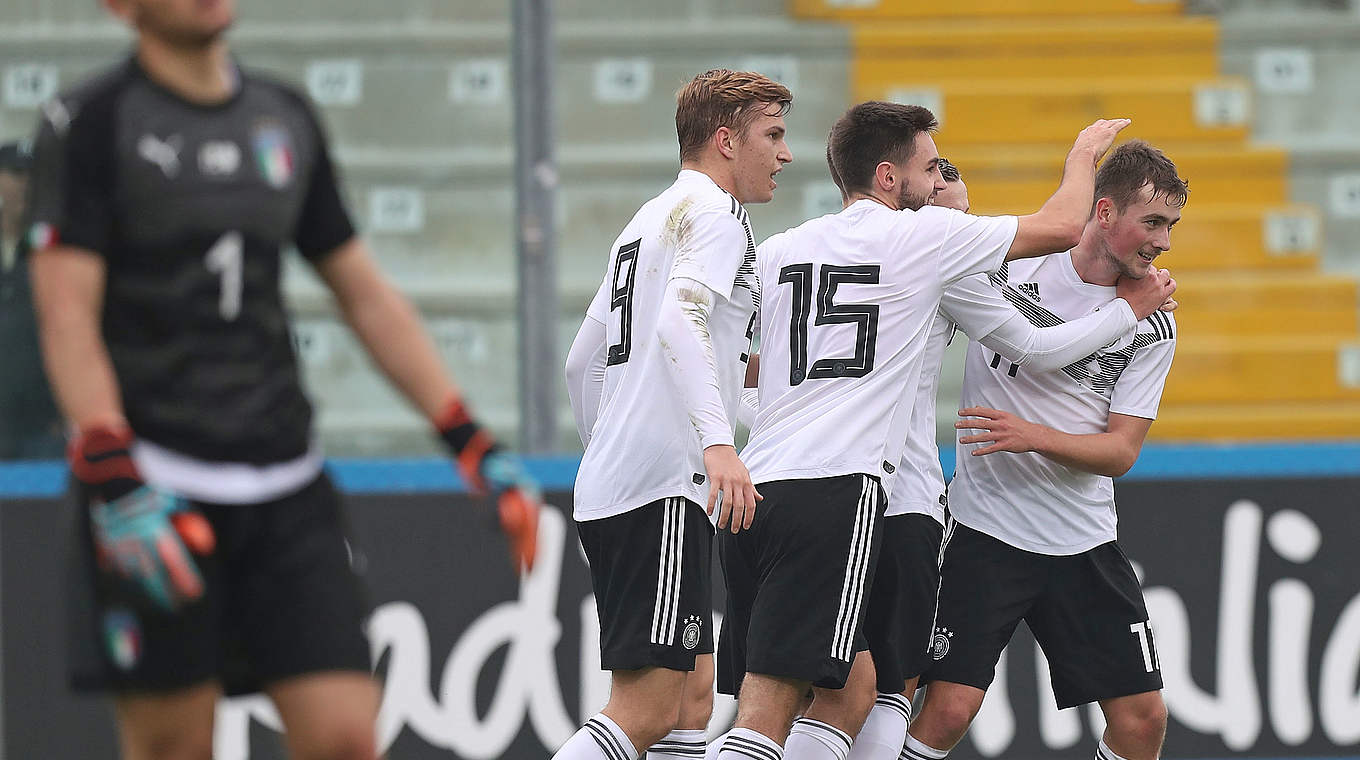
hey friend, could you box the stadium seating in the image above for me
[792,0,1360,442]
[1,0,1355,450]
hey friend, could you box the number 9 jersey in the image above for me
[573,170,758,522]
[742,200,1017,491]
[26,57,355,465]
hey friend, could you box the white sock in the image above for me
[555,714,641,760]
[1096,739,1133,760]
[717,727,784,760]
[785,717,853,760]
[900,732,949,760]
[848,693,911,760]
[649,729,707,760]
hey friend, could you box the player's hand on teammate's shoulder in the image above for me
[704,443,762,534]
[70,425,215,611]
[1115,265,1178,321]
[437,397,541,574]
[1069,118,1132,164]
[955,407,1043,457]
[1156,268,1178,313]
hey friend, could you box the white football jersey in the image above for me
[885,276,1013,521]
[948,252,1177,555]
[742,200,1017,489]
[574,170,759,521]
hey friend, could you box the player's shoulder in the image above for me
[1137,309,1177,343]
[679,174,749,226]
[237,67,320,119]
[43,58,139,135]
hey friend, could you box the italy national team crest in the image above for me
[251,122,294,189]
[103,608,143,671]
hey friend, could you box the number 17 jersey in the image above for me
[743,200,1017,492]
[574,170,759,522]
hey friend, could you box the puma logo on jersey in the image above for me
[138,133,182,177]
[1017,282,1041,301]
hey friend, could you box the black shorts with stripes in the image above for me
[576,497,715,671]
[922,520,1163,708]
[716,474,886,694]
[864,512,946,693]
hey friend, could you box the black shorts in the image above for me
[922,520,1163,709]
[68,472,371,696]
[576,497,715,671]
[864,513,944,694]
[717,474,885,695]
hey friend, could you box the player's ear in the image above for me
[1095,197,1117,227]
[874,161,895,193]
[715,126,737,160]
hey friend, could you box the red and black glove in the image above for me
[70,426,215,610]
[436,398,541,573]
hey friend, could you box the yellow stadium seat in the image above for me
[810,0,1360,440]
[1164,336,1360,404]
[853,18,1218,82]
[1166,205,1321,272]
[867,77,1249,147]
[1151,401,1360,441]
[949,144,1289,211]
[1170,272,1358,338]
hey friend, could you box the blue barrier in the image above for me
[2,443,1357,498]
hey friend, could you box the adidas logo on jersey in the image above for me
[1017,282,1041,301]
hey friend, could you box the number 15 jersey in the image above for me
[743,200,1017,492]
[574,170,759,522]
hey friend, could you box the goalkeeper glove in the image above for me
[69,426,215,611]
[436,398,541,573]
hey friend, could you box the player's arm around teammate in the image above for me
[1006,119,1131,261]
[908,142,1186,760]
[835,161,1176,760]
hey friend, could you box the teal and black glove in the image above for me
[70,426,215,611]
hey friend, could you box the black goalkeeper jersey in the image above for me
[27,55,355,464]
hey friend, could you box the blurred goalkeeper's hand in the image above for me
[69,426,215,611]
[437,399,541,574]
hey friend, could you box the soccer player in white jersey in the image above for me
[557,69,793,760]
[844,158,1176,760]
[710,101,1130,760]
[904,140,1187,760]
[745,157,1174,760]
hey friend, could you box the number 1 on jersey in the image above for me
[204,231,244,321]
[606,239,640,366]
